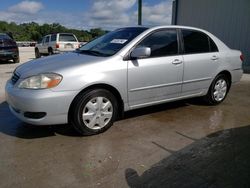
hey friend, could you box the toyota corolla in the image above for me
[5,26,243,135]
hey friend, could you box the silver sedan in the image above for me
[5,26,243,135]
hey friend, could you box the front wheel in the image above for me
[70,89,118,135]
[13,56,20,63]
[203,74,230,105]
[35,48,41,58]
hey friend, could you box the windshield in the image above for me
[0,34,12,40]
[77,27,148,57]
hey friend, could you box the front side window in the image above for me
[45,36,50,43]
[182,29,210,54]
[137,29,178,57]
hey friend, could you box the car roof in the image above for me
[44,33,75,36]
[121,25,210,33]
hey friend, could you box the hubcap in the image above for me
[213,79,227,102]
[82,97,113,130]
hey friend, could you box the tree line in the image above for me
[0,21,108,42]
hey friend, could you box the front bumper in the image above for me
[0,50,18,60]
[5,80,78,125]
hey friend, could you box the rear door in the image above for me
[40,36,50,54]
[180,29,220,96]
[58,34,79,51]
[127,29,184,108]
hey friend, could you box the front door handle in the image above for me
[172,59,182,65]
[211,55,219,61]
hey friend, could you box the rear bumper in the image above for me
[231,68,243,83]
[54,48,76,53]
[5,80,78,125]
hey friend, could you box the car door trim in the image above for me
[129,81,183,92]
[183,77,212,84]
[129,91,203,109]
[129,77,211,92]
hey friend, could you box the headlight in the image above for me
[18,73,62,89]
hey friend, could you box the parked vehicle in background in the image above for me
[35,33,79,58]
[6,26,243,135]
[17,41,37,47]
[0,33,19,63]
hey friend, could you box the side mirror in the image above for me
[131,47,151,59]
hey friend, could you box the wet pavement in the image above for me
[0,52,250,187]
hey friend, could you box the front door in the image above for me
[127,29,183,108]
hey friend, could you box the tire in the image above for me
[70,89,118,135]
[35,48,41,58]
[203,74,230,105]
[13,56,20,63]
[48,48,53,55]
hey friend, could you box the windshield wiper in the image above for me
[77,49,109,57]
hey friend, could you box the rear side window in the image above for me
[51,34,57,42]
[137,29,178,57]
[182,29,210,54]
[59,34,77,42]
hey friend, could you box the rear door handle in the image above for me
[211,55,219,61]
[172,59,182,65]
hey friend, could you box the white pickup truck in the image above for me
[35,33,79,58]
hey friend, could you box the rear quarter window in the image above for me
[209,38,219,52]
[59,34,77,42]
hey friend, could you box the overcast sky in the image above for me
[0,0,173,30]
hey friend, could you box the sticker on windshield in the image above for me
[110,39,127,44]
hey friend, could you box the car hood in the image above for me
[15,52,104,78]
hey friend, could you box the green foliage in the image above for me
[0,21,108,42]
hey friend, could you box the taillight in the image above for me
[240,54,244,62]
[56,43,59,48]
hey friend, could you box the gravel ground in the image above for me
[0,47,250,187]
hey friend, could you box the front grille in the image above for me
[11,72,20,85]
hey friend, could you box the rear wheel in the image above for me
[203,74,230,105]
[48,48,53,55]
[35,48,41,58]
[70,89,118,135]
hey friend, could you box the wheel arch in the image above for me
[68,83,124,123]
[217,70,232,89]
[48,46,53,52]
